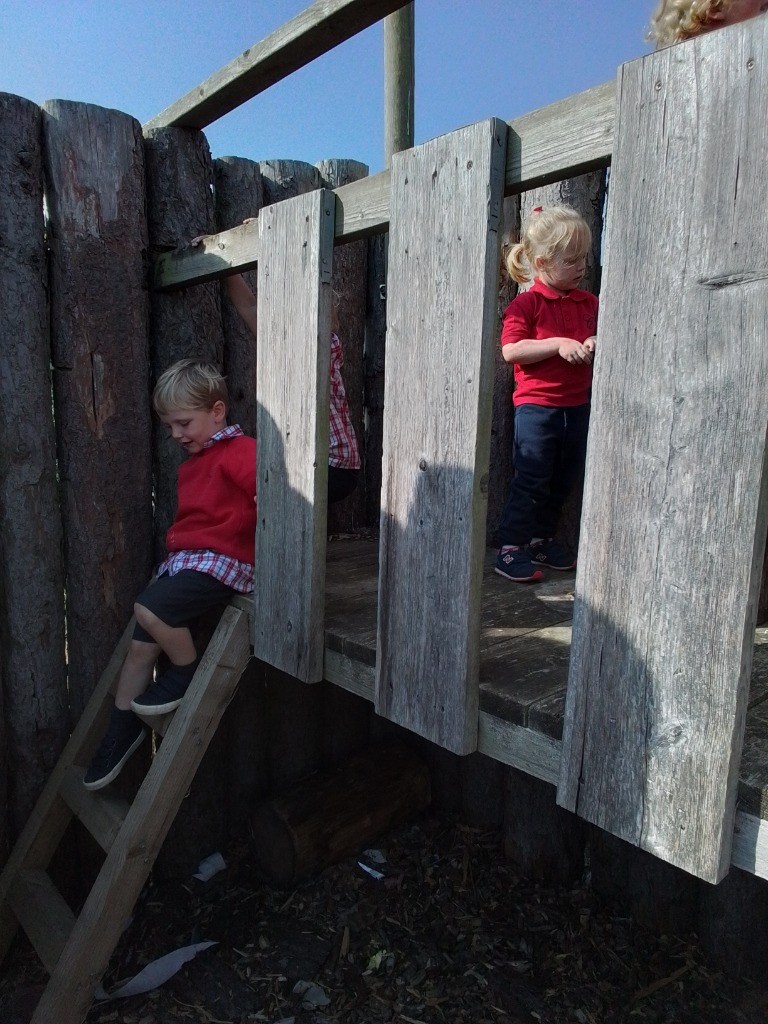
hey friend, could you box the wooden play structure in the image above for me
[1,1,767,1020]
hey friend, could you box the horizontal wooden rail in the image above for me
[144,0,411,130]
[153,81,615,291]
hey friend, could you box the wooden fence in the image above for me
[1,13,766,890]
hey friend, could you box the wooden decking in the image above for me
[320,538,768,827]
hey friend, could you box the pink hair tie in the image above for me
[532,206,543,213]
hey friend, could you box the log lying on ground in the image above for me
[250,743,430,886]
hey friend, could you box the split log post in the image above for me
[250,743,430,887]
[214,155,263,437]
[317,158,369,534]
[558,20,768,882]
[0,94,68,843]
[43,100,152,723]
[143,127,224,560]
[375,119,507,753]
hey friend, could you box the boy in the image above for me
[84,360,256,790]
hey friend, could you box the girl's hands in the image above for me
[558,339,593,364]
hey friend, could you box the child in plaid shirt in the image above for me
[84,360,256,790]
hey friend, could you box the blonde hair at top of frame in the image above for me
[646,0,728,46]
[505,205,592,286]
[153,359,229,415]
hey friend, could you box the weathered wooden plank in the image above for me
[144,0,411,130]
[732,811,768,880]
[558,20,768,883]
[252,189,335,682]
[8,870,75,974]
[43,100,152,722]
[375,119,507,754]
[0,92,68,841]
[505,81,614,195]
[154,83,615,290]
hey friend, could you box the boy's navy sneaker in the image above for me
[530,538,577,571]
[130,661,199,716]
[84,710,144,790]
[494,546,544,583]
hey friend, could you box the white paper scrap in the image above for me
[358,860,385,880]
[194,851,227,881]
[293,980,330,1009]
[94,940,218,1000]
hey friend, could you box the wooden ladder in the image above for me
[0,604,251,1024]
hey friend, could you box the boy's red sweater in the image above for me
[166,435,257,565]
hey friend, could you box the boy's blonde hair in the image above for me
[647,0,728,46]
[505,205,591,286]
[153,359,229,415]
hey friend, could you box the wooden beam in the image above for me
[144,0,411,130]
[153,82,614,291]
[558,19,768,884]
[505,80,614,195]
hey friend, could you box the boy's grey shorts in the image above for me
[132,570,235,643]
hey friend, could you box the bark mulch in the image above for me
[1,817,766,1024]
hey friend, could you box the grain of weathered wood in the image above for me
[43,100,152,722]
[375,119,507,753]
[558,20,768,883]
[144,126,224,561]
[252,189,335,682]
[153,83,615,290]
[0,93,68,841]
[29,607,251,1024]
[215,156,264,437]
[144,0,411,130]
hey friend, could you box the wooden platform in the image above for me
[285,537,767,875]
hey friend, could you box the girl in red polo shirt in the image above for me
[495,205,598,583]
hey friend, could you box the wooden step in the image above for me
[58,765,130,853]
[8,870,75,974]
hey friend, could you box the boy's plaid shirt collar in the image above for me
[203,424,243,448]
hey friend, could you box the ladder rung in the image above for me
[58,766,130,853]
[8,870,75,974]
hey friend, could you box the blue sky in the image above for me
[3,1,652,175]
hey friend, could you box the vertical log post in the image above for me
[0,94,68,846]
[43,100,152,723]
[215,155,264,437]
[144,127,224,558]
[558,21,768,882]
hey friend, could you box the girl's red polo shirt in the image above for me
[501,278,599,407]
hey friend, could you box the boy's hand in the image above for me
[558,339,593,365]
[583,335,597,356]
